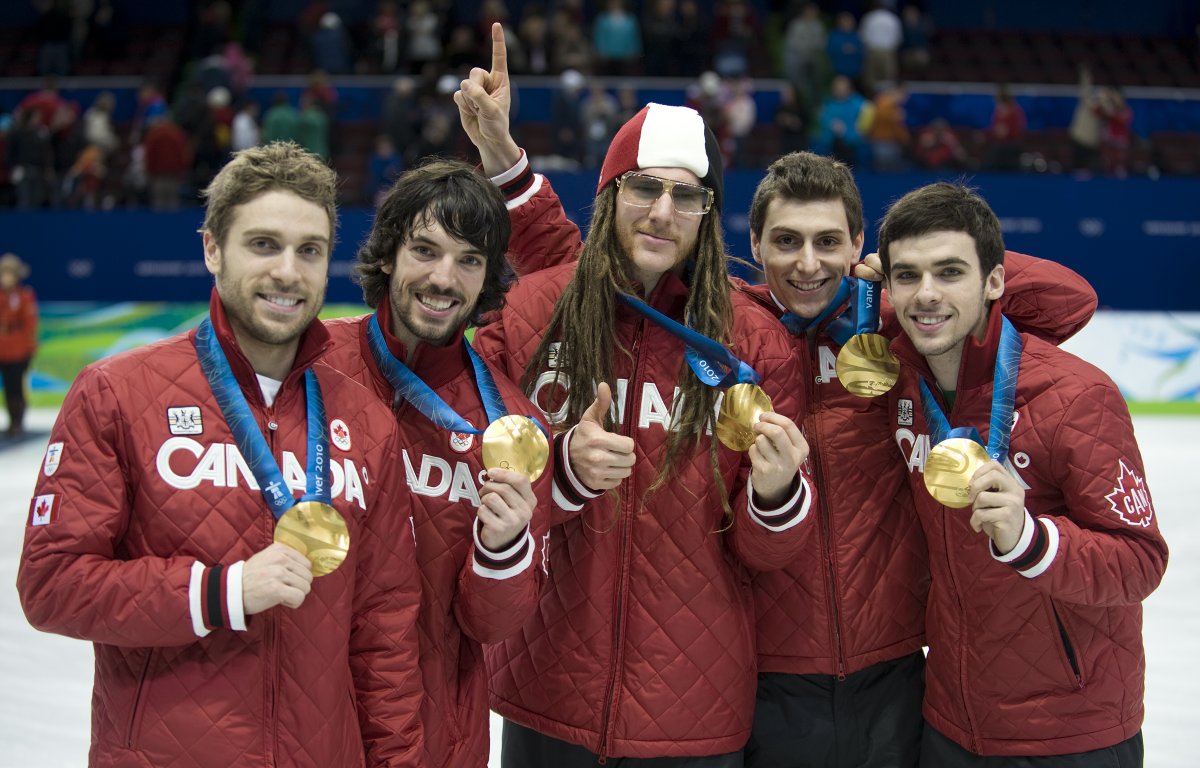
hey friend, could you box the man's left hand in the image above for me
[968,461,1026,555]
[477,467,536,552]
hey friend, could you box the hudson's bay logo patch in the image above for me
[168,406,203,435]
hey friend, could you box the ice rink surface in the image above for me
[1,408,1195,767]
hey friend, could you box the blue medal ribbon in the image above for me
[779,276,852,338]
[617,292,761,388]
[366,313,507,433]
[194,317,330,519]
[918,315,1023,464]
[779,276,882,348]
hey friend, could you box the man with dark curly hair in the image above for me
[322,158,551,768]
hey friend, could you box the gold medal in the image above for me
[274,501,351,577]
[923,437,991,508]
[715,382,774,452]
[835,333,899,397]
[481,415,550,483]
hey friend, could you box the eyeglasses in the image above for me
[615,172,714,215]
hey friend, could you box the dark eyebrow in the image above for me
[409,234,486,258]
[243,228,330,246]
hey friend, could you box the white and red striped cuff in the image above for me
[189,560,247,637]
[991,510,1060,578]
[488,148,543,209]
[748,472,812,532]
[472,521,534,580]
[551,427,604,513]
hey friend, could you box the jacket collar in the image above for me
[361,293,469,392]
[616,269,691,322]
[892,301,1005,396]
[197,287,332,405]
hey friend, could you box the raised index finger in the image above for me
[491,21,508,78]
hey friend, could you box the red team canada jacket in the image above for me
[18,294,424,768]
[323,302,551,768]
[739,252,1098,678]
[474,261,815,759]
[889,303,1168,756]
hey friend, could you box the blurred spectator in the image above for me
[445,24,480,74]
[130,81,168,143]
[915,118,968,170]
[551,69,586,163]
[192,87,234,190]
[615,85,640,125]
[408,112,456,164]
[231,101,261,152]
[0,252,38,440]
[370,0,404,74]
[687,71,727,141]
[303,70,339,116]
[518,6,552,75]
[261,91,300,145]
[775,82,811,154]
[367,134,403,205]
[406,1,444,71]
[143,114,192,211]
[580,85,619,168]
[827,12,865,85]
[867,83,909,171]
[82,92,119,159]
[899,5,931,74]
[64,142,105,209]
[676,0,710,76]
[311,12,352,75]
[1069,66,1102,174]
[721,78,757,167]
[814,75,869,166]
[642,0,679,77]
[16,76,68,133]
[35,0,73,76]
[195,50,234,97]
[9,111,53,209]
[594,0,642,76]
[783,3,827,103]
[712,0,760,78]
[860,1,901,94]
[551,10,592,74]
[381,78,419,154]
[296,94,330,160]
[123,142,148,207]
[984,84,1026,171]
[1097,87,1133,177]
[223,42,255,96]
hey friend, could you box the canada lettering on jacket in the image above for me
[400,449,487,505]
[531,371,717,432]
[894,428,1031,489]
[155,437,367,510]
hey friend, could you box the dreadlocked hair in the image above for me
[519,183,738,522]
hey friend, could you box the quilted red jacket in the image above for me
[474,263,815,759]
[18,293,425,768]
[323,304,551,768]
[0,285,37,362]
[889,303,1168,756]
[740,251,1098,678]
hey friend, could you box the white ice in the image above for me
[1,409,1195,767]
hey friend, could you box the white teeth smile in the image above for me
[916,315,947,326]
[791,279,826,291]
[264,296,299,307]
[419,296,454,311]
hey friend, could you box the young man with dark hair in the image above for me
[878,182,1167,767]
[456,25,815,767]
[321,158,551,768]
[18,142,425,767]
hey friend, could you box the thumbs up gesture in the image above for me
[568,382,636,491]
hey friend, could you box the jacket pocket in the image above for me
[1050,602,1085,689]
[124,648,156,749]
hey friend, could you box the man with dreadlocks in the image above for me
[456,24,816,767]
[321,159,551,768]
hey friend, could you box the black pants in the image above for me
[502,719,744,768]
[745,651,925,768]
[1,358,30,433]
[920,726,1143,767]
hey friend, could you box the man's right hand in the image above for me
[568,382,635,491]
[453,21,522,175]
[242,543,313,615]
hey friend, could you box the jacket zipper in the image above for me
[810,340,847,679]
[1051,603,1085,689]
[124,649,155,748]
[263,402,280,767]
[596,320,645,763]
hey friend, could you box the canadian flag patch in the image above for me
[1105,459,1154,527]
[449,430,475,453]
[29,494,58,527]
[330,419,352,451]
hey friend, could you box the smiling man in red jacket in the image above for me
[18,142,425,767]
[878,182,1167,767]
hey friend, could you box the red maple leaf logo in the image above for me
[1105,459,1154,527]
[333,424,348,440]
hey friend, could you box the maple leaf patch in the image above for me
[1104,459,1154,527]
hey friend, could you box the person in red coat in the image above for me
[877,183,1167,766]
[322,158,551,768]
[0,252,38,439]
[457,25,816,766]
[17,142,426,767]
